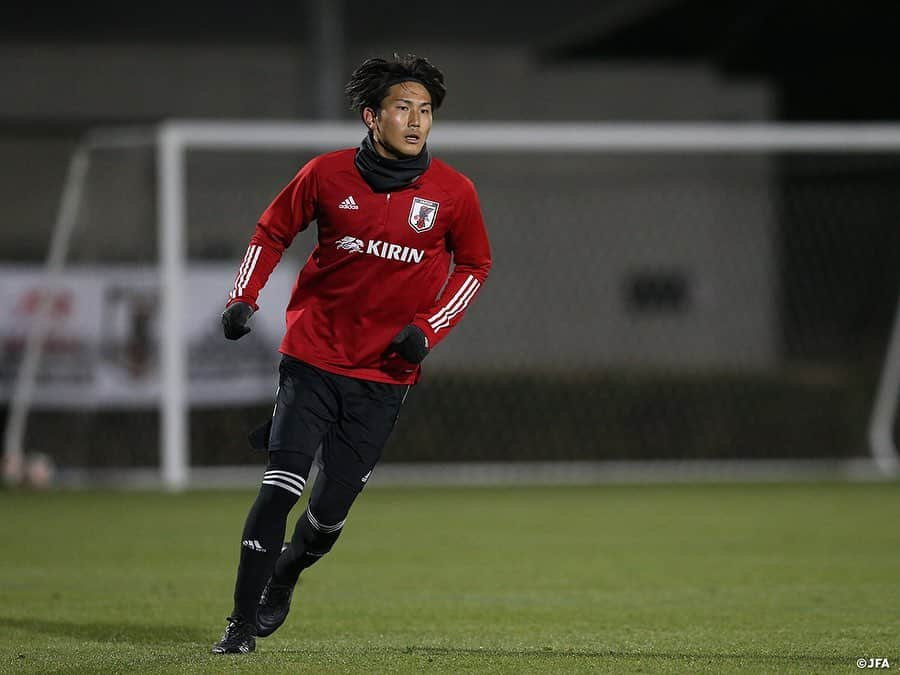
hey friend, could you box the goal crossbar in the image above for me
[163,120,900,152]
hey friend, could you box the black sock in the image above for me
[231,463,309,624]
[273,470,358,586]
[273,510,343,586]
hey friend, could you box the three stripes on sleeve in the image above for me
[230,245,262,300]
[428,274,480,334]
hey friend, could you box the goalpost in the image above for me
[2,128,156,486]
[870,294,900,474]
[5,121,900,489]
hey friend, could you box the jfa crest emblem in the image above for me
[408,197,440,233]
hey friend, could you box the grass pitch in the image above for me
[1,481,898,673]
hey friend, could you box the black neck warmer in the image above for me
[354,132,431,193]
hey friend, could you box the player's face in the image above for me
[364,81,433,160]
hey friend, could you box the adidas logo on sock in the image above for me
[338,196,359,210]
[242,539,266,552]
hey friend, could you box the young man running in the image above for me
[212,53,492,654]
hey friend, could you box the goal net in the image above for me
[3,122,899,488]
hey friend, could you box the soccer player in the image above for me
[212,53,492,654]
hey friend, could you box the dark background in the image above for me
[2,1,899,469]
[6,0,900,121]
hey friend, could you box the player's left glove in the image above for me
[386,324,430,364]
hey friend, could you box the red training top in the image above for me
[226,147,492,385]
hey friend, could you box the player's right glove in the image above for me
[222,301,254,340]
[386,324,430,364]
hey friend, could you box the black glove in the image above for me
[222,301,254,340]
[387,324,430,364]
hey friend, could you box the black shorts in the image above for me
[265,356,410,491]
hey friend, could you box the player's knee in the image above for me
[295,507,344,555]
[258,451,313,504]
[268,450,313,477]
[308,469,359,520]
[300,491,351,555]
[288,469,359,557]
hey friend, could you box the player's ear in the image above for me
[362,107,377,130]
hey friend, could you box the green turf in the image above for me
[1,482,898,673]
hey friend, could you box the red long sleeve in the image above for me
[227,160,318,310]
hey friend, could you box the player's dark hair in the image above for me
[345,53,446,115]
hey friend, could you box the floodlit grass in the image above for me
[1,482,898,673]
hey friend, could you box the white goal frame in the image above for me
[5,121,900,489]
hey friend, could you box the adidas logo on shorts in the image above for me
[338,196,359,210]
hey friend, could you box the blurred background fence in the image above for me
[2,124,898,485]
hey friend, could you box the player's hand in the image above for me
[222,301,254,340]
[386,324,430,364]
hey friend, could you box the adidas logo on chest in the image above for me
[338,195,359,210]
